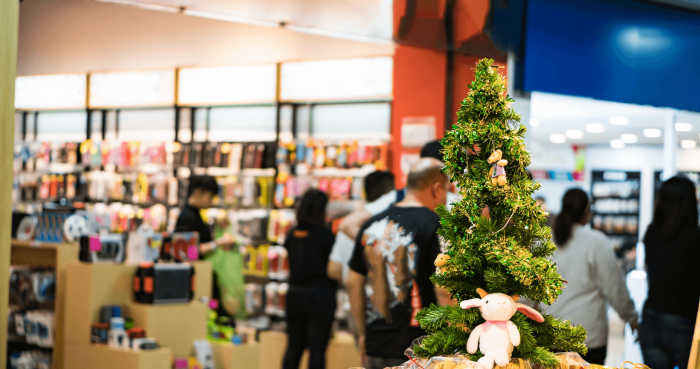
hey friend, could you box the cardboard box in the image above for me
[128,301,207,357]
[211,342,261,369]
[259,331,362,369]
[64,342,172,369]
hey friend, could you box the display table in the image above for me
[211,341,261,369]
[259,331,362,369]
[64,343,172,369]
[10,240,80,369]
[129,301,207,357]
[63,261,212,368]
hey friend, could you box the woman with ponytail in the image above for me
[545,188,638,365]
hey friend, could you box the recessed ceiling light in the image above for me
[530,118,540,127]
[549,134,566,143]
[681,140,697,149]
[675,122,692,131]
[610,139,625,149]
[565,130,584,139]
[609,116,629,125]
[643,128,662,138]
[621,134,638,143]
[586,123,605,133]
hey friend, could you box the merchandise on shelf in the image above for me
[9,349,52,369]
[79,233,127,263]
[267,209,295,244]
[590,170,641,273]
[134,263,195,304]
[266,246,289,280]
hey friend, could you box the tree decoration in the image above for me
[413,59,587,368]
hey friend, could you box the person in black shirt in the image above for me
[347,157,449,369]
[175,176,236,319]
[282,189,337,369]
[639,176,700,369]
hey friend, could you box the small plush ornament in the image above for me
[487,150,508,186]
[460,288,544,369]
[434,254,450,273]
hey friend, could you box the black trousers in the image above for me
[283,284,336,369]
[639,308,695,369]
[581,345,607,366]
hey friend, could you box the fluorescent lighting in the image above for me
[565,129,583,139]
[610,139,625,149]
[90,69,175,108]
[15,74,87,110]
[609,116,629,125]
[681,140,697,149]
[281,57,393,101]
[549,134,566,143]
[675,122,692,131]
[182,10,281,28]
[586,123,605,133]
[178,64,277,105]
[529,118,540,127]
[643,128,662,137]
[621,134,638,143]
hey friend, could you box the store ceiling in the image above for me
[94,0,393,43]
[17,0,393,76]
[528,92,700,146]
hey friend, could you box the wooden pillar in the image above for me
[0,0,19,364]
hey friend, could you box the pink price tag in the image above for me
[187,246,199,261]
[89,235,102,252]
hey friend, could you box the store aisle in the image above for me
[606,308,625,367]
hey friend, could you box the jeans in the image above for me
[367,356,407,369]
[639,308,695,369]
[283,284,336,369]
[581,345,607,365]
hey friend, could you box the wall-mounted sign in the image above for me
[15,74,87,110]
[178,64,277,105]
[401,116,436,148]
[280,57,393,101]
[89,69,175,108]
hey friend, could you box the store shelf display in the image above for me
[590,170,641,273]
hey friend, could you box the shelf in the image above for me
[193,167,276,177]
[591,195,640,200]
[591,211,640,216]
[10,240,79,369]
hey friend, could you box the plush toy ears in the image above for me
[476,288,489,298]
[516,303,545,323]
[460,298,482,310]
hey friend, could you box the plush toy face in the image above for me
[487,150,503,164]
[434,254,450,267]
[479,293,517,321]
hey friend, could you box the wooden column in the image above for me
[0,0,19,364]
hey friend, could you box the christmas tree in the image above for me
[413,59,587,367]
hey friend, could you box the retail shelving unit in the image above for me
[589,170,641,272]
[8,240,79,369]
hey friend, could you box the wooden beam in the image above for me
[0,0,19,364]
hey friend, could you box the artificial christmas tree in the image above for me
[413,59,587,368]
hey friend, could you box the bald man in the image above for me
[346,158,450,369]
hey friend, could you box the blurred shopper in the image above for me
[421,139,460,210]
[327,171,397,284]
[282,189,337,369]
[639,176,700,369]
[547,188,638,365]
[175,175,237,321]
[346,158,449,369]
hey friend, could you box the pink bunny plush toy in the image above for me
[460,288,544,369]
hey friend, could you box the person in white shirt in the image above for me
[327,171,396,284]
[546,188,639,365]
